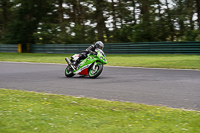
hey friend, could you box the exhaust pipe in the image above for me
[65,57,75,70]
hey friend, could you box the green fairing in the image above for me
[74,49,107,73]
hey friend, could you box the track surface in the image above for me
[0,62,200,110]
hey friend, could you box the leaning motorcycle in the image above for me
[65,48,107,78]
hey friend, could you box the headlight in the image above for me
[100,57,103,60]
[103,59,105,62]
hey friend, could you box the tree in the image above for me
[58,0,65,32]
[1,0,200,45]
[4,0,53,51]
[95,0,106,42]
[0,0,13,42]
[196,0,200,30]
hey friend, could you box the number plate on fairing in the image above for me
[72,54,79,61]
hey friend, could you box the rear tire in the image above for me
[88,63,103,78]
[65,65,75,77]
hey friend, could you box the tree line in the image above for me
[0,0,200,46]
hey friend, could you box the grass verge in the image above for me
[0,88,200,133]
[0,53,200,69]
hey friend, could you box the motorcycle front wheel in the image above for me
[65,65,75,77]
[88,63,103,78]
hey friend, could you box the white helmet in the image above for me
[95,41,104,50]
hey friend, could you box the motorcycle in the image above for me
[65,48,107,78]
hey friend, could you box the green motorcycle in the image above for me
[65,48,107,78]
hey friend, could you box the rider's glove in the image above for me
[91,51,97,55]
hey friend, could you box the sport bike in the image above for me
[65,48,107,78]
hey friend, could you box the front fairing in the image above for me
[95,49,107,64]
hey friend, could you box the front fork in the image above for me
[92,62,96,70]
[92,62,102,71]
[92,62,99,70]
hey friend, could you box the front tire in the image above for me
[88,63,103,78]
[65,65,75,77]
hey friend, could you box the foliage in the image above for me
[0,0,200,46]
[182,30,200,41]
[1,0,54,51]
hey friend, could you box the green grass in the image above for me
[0,53,200,69]
[107,54,200,70]
[0,88,200,133]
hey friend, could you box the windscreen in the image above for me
[96,48,106,57]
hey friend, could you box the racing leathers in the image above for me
[75,44,97,68]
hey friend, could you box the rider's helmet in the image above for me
[95,41,104,50]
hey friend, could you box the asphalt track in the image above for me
[0,62,200,110]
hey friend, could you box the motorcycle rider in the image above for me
[74,41,104,69]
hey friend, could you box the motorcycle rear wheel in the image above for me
[88,63,103,78]
[65,65,75,77]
